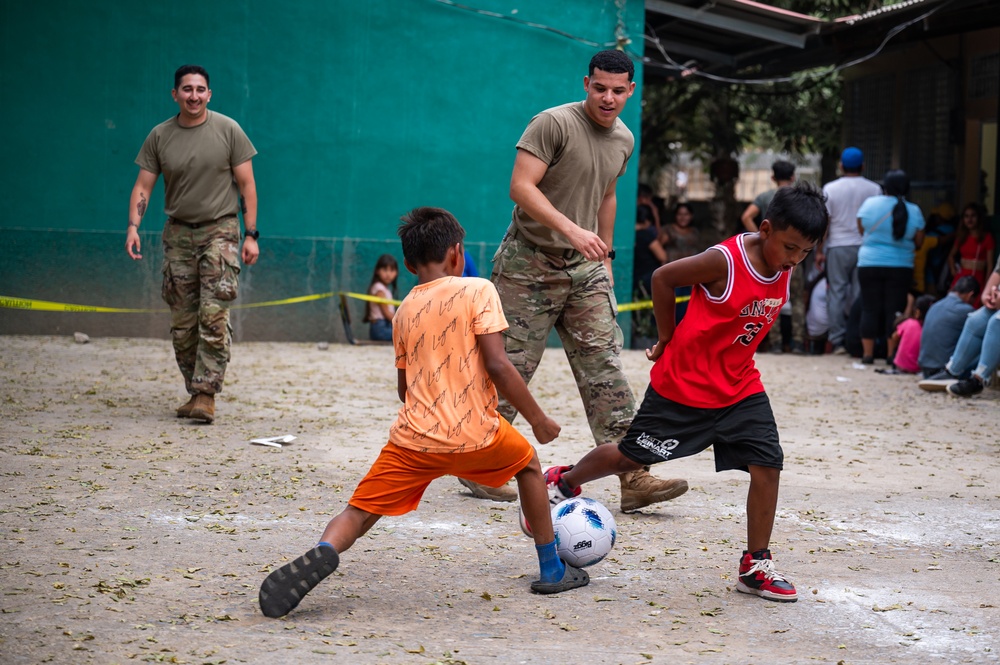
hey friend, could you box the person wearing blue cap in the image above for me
[818,147,882,355]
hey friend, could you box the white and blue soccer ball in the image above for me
[551,497,617,568]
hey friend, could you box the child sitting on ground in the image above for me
[541,183,830,604]
[258,207,588,619]
[887,294,935,374]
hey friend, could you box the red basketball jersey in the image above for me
[649,233,790,408]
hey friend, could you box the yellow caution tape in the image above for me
[617,294,690,312]
[0,291,401,314]
[1,291,683,314]
[0,296,162,313]
[340,292,401,306]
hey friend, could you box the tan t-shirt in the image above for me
[512,101,634,250]
[135,111,257,223]
[389,276,508,453]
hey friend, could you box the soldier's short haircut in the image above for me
[174,65,210,89]
[589,50,634,81]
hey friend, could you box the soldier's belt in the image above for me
[168,215,238,229]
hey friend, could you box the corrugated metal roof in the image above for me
[838,0,942,26]
[643,0,998,80]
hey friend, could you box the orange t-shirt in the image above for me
[389,276,508,453]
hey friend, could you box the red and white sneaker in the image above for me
[736,549,797,602]
[543,465,581,506]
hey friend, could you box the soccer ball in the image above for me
[552,497,617,568]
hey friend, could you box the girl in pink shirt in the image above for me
[890,294,935,373]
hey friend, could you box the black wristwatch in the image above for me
[244,229,260,240]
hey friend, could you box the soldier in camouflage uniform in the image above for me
[125,65,259,423]
[458,50,688,512]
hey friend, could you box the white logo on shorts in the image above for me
[635,432,680,459]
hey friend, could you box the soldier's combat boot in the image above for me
[619,467,688,512]
[189,393,215,424]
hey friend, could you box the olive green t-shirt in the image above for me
[135,110,257,223]
[512,101,634,250]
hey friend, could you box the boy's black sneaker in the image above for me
[947,376,984,398]
[736,549,797,602]
[259,545,339,618]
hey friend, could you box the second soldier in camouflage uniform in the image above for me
[126,65,259,423]
[459,50,688,512]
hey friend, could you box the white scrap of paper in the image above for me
[250,435,297,448]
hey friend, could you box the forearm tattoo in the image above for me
[137,193,147,219]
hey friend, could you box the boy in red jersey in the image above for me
[544,182,829,602]
[258,207,588,619]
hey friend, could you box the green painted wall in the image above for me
[0,0,645,342]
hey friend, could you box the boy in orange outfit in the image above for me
[259,207,589,618]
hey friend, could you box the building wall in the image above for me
[842,27,999,220]
[0,0,646,342]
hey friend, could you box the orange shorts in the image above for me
[348,416,535,516]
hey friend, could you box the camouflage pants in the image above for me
[161,216,241,395]
[491,233,635,446]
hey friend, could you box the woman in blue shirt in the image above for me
[856,170,925,364]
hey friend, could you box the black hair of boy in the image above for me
[953,275,980,297]
[763,181,829,242]
[771,160,795,181]
[589,49,634,81]
[398,207,466,267]
[174,64,210,88]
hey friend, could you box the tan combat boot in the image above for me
[457,477,518,502]
[189,393,215,424]
[176,395,198,418]
[619,467,688,512]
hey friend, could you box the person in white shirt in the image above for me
[818,147,882,354]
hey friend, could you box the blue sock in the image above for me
[317,541,335,550]
[536,540,565,583]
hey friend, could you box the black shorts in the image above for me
[618,386,783,473]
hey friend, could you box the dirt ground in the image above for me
[1,334,998,665]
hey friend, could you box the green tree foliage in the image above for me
[640,1,881,181]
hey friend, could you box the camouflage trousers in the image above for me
[491,233,635,446]
[161,216,241,395]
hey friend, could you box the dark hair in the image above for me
[772,160,795,182]
[637,183,653,199]
[882,170,910,241]
[589,50,634,81]
[174,65,210,89]
[636,204,654,226]
[369,254,398,290]
[953,275,980,296]
[956,202,989,245]
[398,207,465,267]
[763,182,828,242]
[913,294,936,323]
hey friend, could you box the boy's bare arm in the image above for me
[647,249,728,361]
[478,332,560,444]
